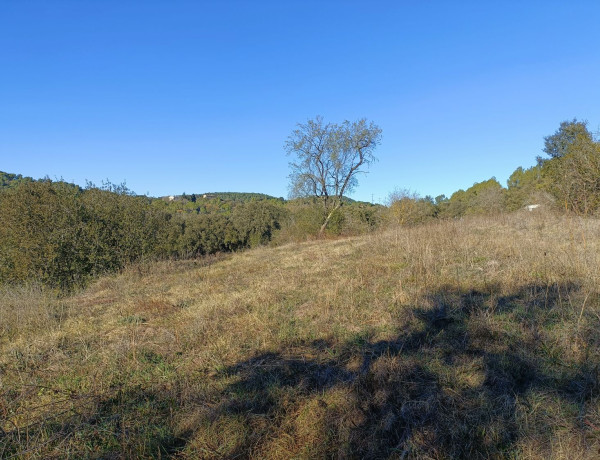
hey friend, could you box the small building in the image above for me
[525,204,540,211]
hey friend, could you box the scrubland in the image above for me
[1,210,600,459]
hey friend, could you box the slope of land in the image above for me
[2,211,600,458]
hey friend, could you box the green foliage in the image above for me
[326,207,346,234]
[174,200,287,256]
[203,192,283,202]
[516,119,600,214]
[0,179,170,289]
[276,199,327,241]
[179,214,238,256]
[544,132,600,214]
[341,203,384,234]
[231,200,287,248]
[0,176,292,288]
[0,180,84,288]
[387,189,436,226]
[437,178,505,218]
[156,192,284,216]
[464,178,505,216]
[79,184,168,271]
[505,165,548,211]
[542,119,593,160]
[0,171,34,188]
[276,199,383,241]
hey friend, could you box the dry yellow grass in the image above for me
[1,210,600,458]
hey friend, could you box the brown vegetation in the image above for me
[1,211,600,458]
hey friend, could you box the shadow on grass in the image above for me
[207,282,599,458]
[2,283,598,458]
[0,383,186,459]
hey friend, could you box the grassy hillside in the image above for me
[1,211,600,458]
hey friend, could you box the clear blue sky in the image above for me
[1,1,599,202]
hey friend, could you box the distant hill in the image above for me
[161,192,375,205]
[2,171,370,206]
[202,192,284,201]
[3,170,378,212]
[159,192,284,203]
[286,195,376,206]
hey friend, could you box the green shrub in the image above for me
[0,180,169,289]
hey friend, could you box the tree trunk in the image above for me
[318,202,342,237]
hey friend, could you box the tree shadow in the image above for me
[5,282,596,458]
[0,382,187,459]
[207,282,599,458]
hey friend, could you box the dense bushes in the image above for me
[0,181,170,288]
[274,199,384,242]
[1,177,376,289]
[440,178,506,218]
[175,201,286,257]
[385,180,507,226]
[504,165,548,211]
[0,180,287,289]
[544,132,600,214]
[386,189,437,226]
[531,119,600,215]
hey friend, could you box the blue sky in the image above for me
[1,1,599,202]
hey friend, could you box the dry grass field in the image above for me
[2,211,600,458]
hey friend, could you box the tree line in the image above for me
[284,116,599,229]
[0,178,381,289]
[2,118,598,289]
[386,119,600,224]
[0,180,289,289]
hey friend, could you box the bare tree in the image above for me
[285,116,382,235]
